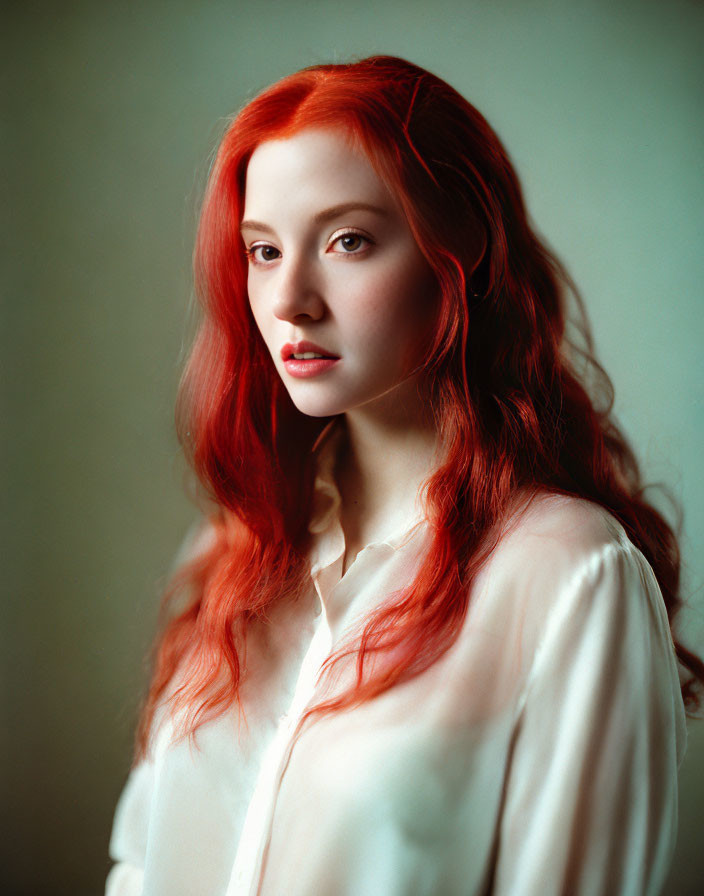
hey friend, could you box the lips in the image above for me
[280,340,340,360]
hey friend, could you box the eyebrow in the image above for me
[240,202,389,234]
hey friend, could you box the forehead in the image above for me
[242,128,397,217]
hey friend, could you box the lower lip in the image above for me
[283,358,340,378]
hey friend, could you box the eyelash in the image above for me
[244,229,373,266]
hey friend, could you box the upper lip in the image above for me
[281,340,340,360]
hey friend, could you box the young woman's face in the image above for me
[241,128,438,419]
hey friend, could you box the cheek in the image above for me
[247,285,270,342]
[363,261,436,354]
[342,285,432,381]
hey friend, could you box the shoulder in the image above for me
[494,489,628,569]
[467,492,685,745]
[481,489,638,600]
[471,490,668,666]
[171,515,219,570]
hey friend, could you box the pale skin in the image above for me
[242,128,444,575]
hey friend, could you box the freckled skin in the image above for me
[241,128,438,420]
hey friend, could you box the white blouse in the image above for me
[106,421,687,896]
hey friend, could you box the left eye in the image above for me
[331,232,368,253]
[247,245,281,263]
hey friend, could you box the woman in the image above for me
[106,56,703,895]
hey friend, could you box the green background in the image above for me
[3,1,703,893]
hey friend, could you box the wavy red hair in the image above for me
[135,55,703,759]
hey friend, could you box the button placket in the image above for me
[226,608,333,896]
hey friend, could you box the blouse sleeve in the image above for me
[105,516,214,896]
[492,539,687,896]
[105,758,155,895]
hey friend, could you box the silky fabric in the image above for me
[106,419,687,895]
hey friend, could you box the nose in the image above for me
[271,251,325,323]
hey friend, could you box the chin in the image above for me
[286,391,348,419]
[292,405,339,419]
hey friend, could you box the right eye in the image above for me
[246,244,281,265]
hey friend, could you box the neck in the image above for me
[334,376,442,539]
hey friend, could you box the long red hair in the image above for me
[135,55,702,759]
